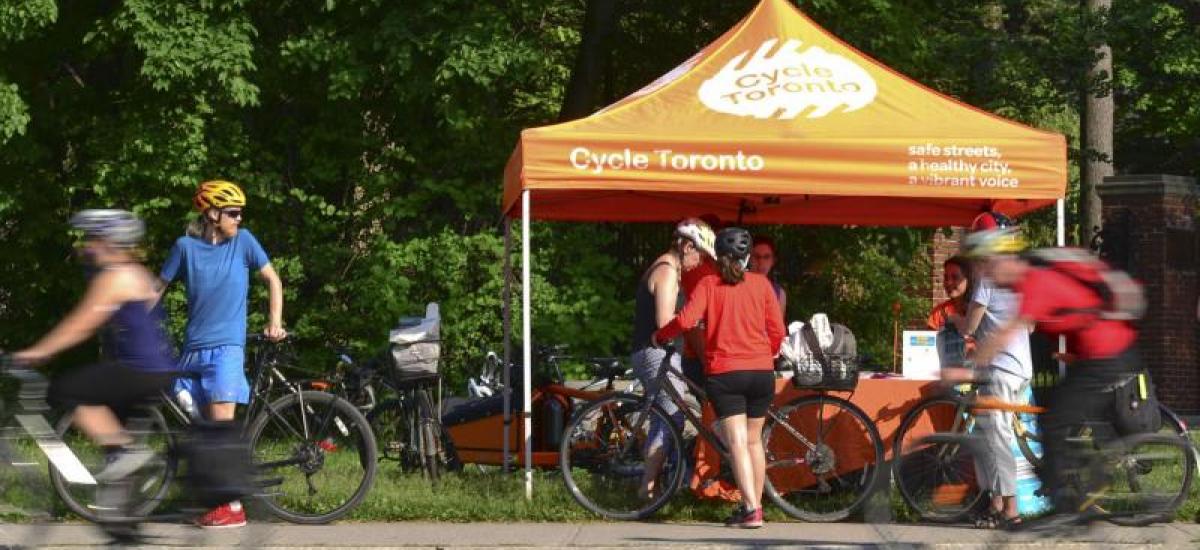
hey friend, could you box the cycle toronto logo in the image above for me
[698,38,877,120]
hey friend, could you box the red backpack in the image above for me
[1025,248,1146,321]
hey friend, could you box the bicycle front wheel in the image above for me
[763,394,884,522]
[892,396,985,521]
[560,394,685,520]
[1100,433,1195,526]
[249,390,378,524]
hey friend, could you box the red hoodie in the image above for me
[655,271,785,376]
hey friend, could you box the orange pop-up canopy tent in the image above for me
[503,0,1066,226]
[501,0,1067,496]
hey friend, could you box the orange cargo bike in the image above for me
[440,346,632,468]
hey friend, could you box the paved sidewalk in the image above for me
[2,521,1200,549]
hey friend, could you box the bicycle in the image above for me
[899,376,1195,527]
[47,335,378,525]
[560,346,884,522]
[330,344,452,481]
[893,370,1196,521]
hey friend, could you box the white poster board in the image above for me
[902,330,940,379]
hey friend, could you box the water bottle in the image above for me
[176,388,198,419]
[542,397,565,450]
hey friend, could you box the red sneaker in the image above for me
[196,503,247,529]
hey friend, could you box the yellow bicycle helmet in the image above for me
[193,180,247,212]
[961,227,1029,259]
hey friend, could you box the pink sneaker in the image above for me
[724,506,764,529]
[196,503,247,529]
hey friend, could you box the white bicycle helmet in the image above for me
[70,209,145,248]
[675,218,716,259]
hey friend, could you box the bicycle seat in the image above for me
[589,359,626,381]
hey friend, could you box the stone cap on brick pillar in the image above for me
[1097,174,1197,198]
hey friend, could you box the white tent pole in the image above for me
[521,189,533,499]
[1056,198,1066,378]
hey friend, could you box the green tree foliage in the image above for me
[0,1,1196,386]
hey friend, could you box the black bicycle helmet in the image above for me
[715,227,752,260]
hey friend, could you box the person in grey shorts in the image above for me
[629,218,716,500]
[951,212,1032,528]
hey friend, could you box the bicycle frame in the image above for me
[628,351,817,470]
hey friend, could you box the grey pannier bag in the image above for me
[389,303,441,378]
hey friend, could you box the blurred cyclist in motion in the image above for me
[960,226,1146,514]
[12,210,177,485]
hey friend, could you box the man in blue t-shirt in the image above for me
[159,180,286,528]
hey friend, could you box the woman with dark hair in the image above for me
[928,256,974,367]
[750,235,786,318]
[653,227,785,529]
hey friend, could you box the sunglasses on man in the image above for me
[221,208,243,220]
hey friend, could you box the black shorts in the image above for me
[705,370,775,419]
[49,362,176,413]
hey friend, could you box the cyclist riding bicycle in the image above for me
[12,210,177,493]
[159,180,287,528]
[961,226,1145,513]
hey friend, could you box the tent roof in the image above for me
[503,0,1067,227]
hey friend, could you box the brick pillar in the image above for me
[929,227,966,304]
[1097,174,1199,414]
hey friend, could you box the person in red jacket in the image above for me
[962,227,1142,514]
[653,227,785,529]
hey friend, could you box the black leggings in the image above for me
[49,362,176,414]
[1038,350,1138,501]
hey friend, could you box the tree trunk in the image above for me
[1080,0,1113,246]
[558,0,618,122]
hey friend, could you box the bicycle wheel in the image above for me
[1014,414,1043,468]
[367,398,418,470]
[248,390,377,524]
[900,433,986,521]
[560,394,685,520]
[49,406,175,522]
[415,389,445,481]
[764,394,884,522]
[892,396,985,521]
[1097,433,1195,526]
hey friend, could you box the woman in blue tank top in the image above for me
[13,210,177,482]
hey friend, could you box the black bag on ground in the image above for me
[1113,371,1162,435]
[178,420,255,508]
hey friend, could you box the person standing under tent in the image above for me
[679,214,723,393]
[653,227,786,529]
[749,235,786,319]
[928,256,975,367]
[159,180,287,529]
[629,218,716,502]
[948,212,1033,529]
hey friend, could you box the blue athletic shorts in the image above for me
[175,345,249,405]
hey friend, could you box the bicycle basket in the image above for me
[784,354,859,391]
[388,302,441,378]
[391,340,440,377]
